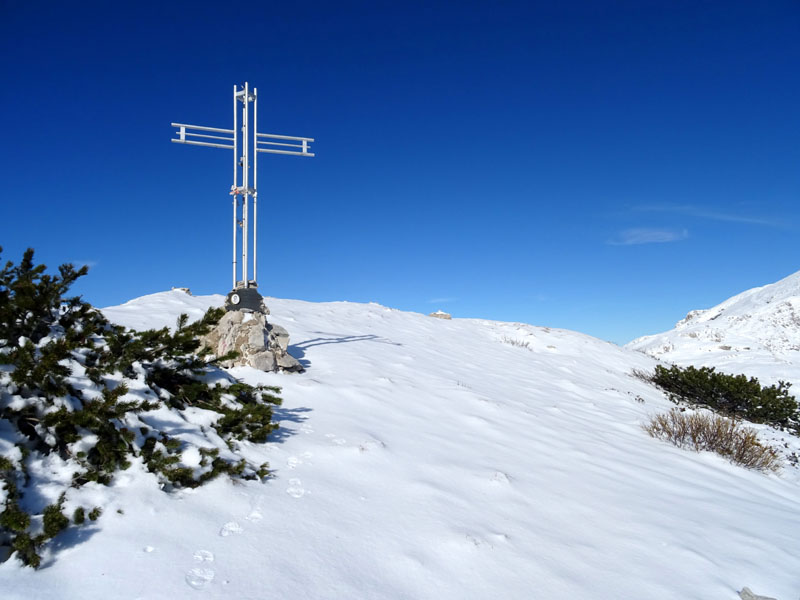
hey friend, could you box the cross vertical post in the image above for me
[232,84,238,288]
[171,82,315,311]
[253,85,258,285]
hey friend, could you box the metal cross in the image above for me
[171,82,314,294]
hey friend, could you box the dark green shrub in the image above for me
[41,495,69,539]
[0,247,282,567]
[649,364,798,429]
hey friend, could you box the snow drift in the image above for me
[1,290,798,599]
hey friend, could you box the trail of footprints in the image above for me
[282,428,388,498]
[181,425,387,590]
[185,549,215,590]
[181,508,264,590]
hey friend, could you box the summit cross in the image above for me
[171,82,314,309]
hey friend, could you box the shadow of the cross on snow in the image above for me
[288,333,402,370]
[292,333,395,349]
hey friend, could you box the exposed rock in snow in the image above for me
[627,270,800,387]
[428,310,452,320]
[202,309,304,373]
[739,587,777,600]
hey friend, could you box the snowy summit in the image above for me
[628,270,800,388]
[1,289,798,599]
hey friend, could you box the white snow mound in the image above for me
[1,290,797,600]
[627,270,800,388]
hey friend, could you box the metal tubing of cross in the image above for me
[170,82,314,300]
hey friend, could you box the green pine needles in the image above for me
[647,364,798,431]
[0,247,282,567]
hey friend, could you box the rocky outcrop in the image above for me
[429,310,452,320]
[202,309,304,373]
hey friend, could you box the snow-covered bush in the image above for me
[643,409,781,472]
[647,365,798,430]
[0,248,282,567]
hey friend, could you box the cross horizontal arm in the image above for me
[256,132,314,142]
[171,122,235,150]
[258,140,307,149]
[186,131,235,142]
[171,122,234,134]
[256,132,314,157]
[171,139,234,150]
[256,147,315,157]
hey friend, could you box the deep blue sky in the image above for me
[1,0,798,344]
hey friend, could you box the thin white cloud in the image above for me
[634,204,781,227]
[608,228,688,246]
[428,297,457,304]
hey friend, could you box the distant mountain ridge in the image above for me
[627,270,800,387]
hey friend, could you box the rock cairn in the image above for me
[202,300,304,373]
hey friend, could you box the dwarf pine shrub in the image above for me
[0,247,282,567]
[501,337,531,349]
[644,409,781,472]
[646,364,798,430]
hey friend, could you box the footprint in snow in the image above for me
[245,509,263,522]
[325,433,347,445]
[287,453,314,469]
[286,478,306,498]
[193,550,214,562]
[185,567,215,589]
[358,438,386,452]
[490,471,512,485]
[219,521,243,537]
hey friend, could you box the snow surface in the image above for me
[2,289,799,599]
[628,270,800,389]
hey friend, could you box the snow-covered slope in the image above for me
[628,271,800,388]
[2,290,798,599]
